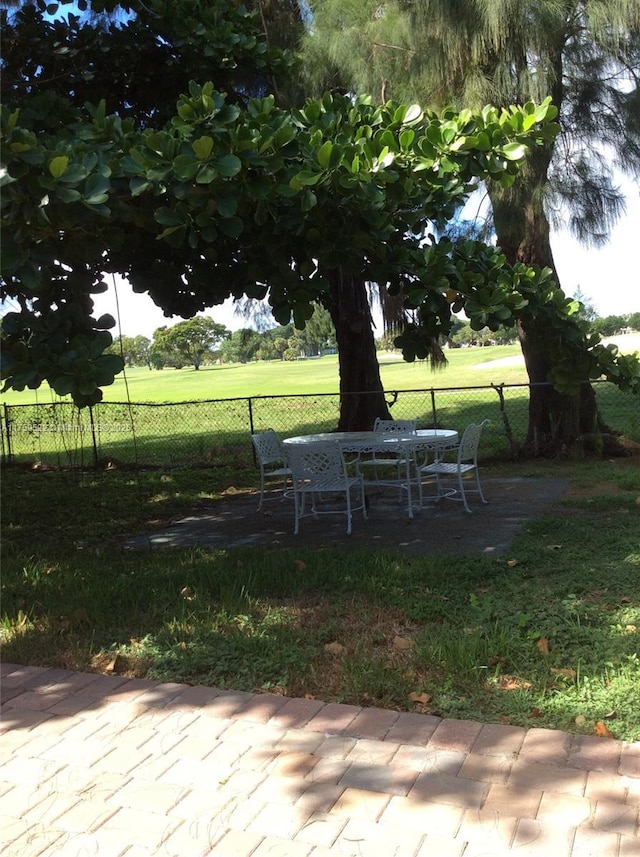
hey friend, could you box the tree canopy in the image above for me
[1,0,638,432]
[302,0,640,443]
[150,317,229,370]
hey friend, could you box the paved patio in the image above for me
[2,662,639,856]
[122,477,570,555]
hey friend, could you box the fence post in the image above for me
[2,403,12,463]
[430,389,437,427]
[247,397,257,464]
[88,405,99,467]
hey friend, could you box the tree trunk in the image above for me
[327,268,392,430]
[490,145,602,455]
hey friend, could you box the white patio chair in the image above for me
[250,429,292,511]
[356,418,418,496]
[286,440,367,535]
[417,419,490,512]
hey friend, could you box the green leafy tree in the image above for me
[219,328,262,364]
[272,336,289,360]
[572,288,598,325]
[151,317,229,370]
[627,312,640,332]
[592,315,630,337]
[295,302,336,356]
[2,1,638,440]
[303,0,640,449]
[108,334,151,367]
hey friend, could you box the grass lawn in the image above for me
[4,341,638,467]
[2,456,639,741]
[1,343,532,404]
[4,334,638,405]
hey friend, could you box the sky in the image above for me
[92,189,640,341]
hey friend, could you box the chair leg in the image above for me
[458,470,472,513]
[294,490,308,534]
[475,469,488,504]
[257,472,265,511]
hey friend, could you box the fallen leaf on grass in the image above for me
[575,714,587,727]
[293,559,307,571]
[392,635,413,651]
[496,675,532,691]
[594,721,615,738]
[535,637,550,655]
[408,691,432,705]
[624,625,637,634]
[506,559,518,568]
[550,667,577,679]
[546,544,563,551]
[603,710,617,720]
[324,641,345,656]
[529,708,542,718]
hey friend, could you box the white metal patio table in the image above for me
[283,429,458,519]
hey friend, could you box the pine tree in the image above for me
[303,0,640,450]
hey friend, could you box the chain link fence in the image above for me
[1,380,638,470]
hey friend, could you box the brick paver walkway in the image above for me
[1,663,639,856]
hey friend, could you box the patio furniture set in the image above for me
[251,419,490,535]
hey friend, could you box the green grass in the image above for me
[1,344,529,404]
[2,458,639,741]
[4,343,638,468]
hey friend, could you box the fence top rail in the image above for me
[0,378,617,411]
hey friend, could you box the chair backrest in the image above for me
[458,419,490,463]
[251,429,285,467]
[286,441,347,490]
[372,418,417,434]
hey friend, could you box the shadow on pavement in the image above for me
[123,477,569,556]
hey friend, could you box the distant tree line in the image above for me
[108,303,338,369]
[111,303,637,369]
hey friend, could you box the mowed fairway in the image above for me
[4,335,637,406]
[3,343,532,404]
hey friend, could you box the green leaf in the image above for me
[317,140,333,169]
[58,164,89,184]
[399,129,415,149]
[213,154,242,178]
[49,156,69,179]
[157,225,187,244]
[291,170,321,188]
[502,142,528,161]
[403,104,423,124]
[51,375,75,397]
[195,164,218,184]
[84,174,110,205]
[192,136,214,160]
[301,190,317,211]
[55,186,82,203]
[216,191,239,218]
[274,125,295,148]
[218,216,244,238]
[129,177,152,196]
[154,208,185,227]
[94,313,116,330]
[173,154,200,181]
